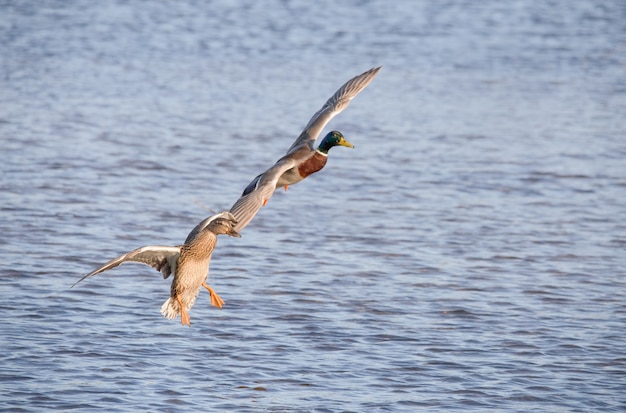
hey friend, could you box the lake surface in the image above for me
[1,0,625,411]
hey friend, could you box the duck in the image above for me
[229,66,381,231]
[72,211,240,326]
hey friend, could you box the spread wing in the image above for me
[229,157,299,232]
[72,245,181,287]
[285,66,381,155]
[229,67,381,232]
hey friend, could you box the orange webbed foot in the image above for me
[202,282,225,309]
[180,312,190,326]
[177,296,191,326]
[262,199,268,206]
[284,185,289,191]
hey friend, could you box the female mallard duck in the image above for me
[72,211,240,326]
[229,66,381,231]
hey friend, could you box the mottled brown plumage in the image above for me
[73,211,240,326]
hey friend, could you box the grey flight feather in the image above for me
[72,245,181,287]
[73,211,238,289]
[229,66,381,232]
[229,157,299,231]
[285,66,381,155]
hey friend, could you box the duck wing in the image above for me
[229,67,381,232]
[285,66,381,155]
[72,245,181,287]
[229,157,299,231]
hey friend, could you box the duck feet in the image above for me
[177,295,191,326]
[202,282,225,309]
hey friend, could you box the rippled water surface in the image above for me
[1,1,625,411]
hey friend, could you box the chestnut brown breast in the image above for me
[297,152,328,178]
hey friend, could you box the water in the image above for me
[1,1,625,411]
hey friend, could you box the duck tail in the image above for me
[160,297,180,319]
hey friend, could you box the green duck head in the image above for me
[317,131,354,154]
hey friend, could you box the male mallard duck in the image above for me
[72,211,240,326]
[229,66,381,231]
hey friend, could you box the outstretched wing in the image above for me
[184,211,238,244]
[285,66,381,155]
[229,67,381,232]
[72,245,181,287]
[229,157,299,232]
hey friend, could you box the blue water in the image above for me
[1,1,625,411]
